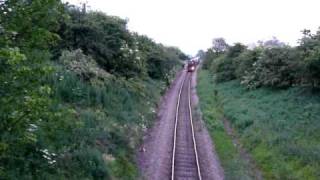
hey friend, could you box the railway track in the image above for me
[171,72,202,180]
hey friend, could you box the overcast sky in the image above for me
[64,0,320,55]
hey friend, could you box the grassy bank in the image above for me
[197,70,253,180]
[45,64,174,179]
[197,70,320,179]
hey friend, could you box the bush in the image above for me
[203,33,320,90]
[302,46,320,89]
[206,43,246,83]
[241,47,300,89]
[59,49,111,82]
[234,48,261,79]
[58,9,146,78]
[202,49,217,70]
[211,55,236,82]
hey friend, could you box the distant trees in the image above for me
[212,38,229,53]
[203,30,320,90]
[56,6,186,79]
[58,8,143,77]
[133,34,185,81]
[196,50,205,59]
[257,37,286,48]
[242,47,300,88]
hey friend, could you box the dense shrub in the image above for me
[57,7,186,79]
[211,55,236,82]
[234,48,261,79]
[208,43,246,82]
[204,31,320,90]
[57,9,145,78]
[134,34,184,81]
[226,43,246,58]
[202,49,217,70]
[242,47,301,88]
[59,49,111,82]
[302,46,320,88]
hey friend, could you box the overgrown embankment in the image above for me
[0,1,187,179]
[198,70,320,179]
[199,33,320,179]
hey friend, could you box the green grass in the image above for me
[41,65,168,179]
[197,70,253,180]
[198,70,320,179]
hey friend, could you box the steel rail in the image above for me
[188,75,202,180]
[171,72,202,180]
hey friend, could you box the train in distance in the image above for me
[186,57,200,72]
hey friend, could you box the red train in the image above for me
[187,61,196,72]
[187,58,199,72]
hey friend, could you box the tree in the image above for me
[0,1,74,178]
[242,47,300,88]
[226,43,246,58]
[134,34,181,81]
[196,50,205,59]
[234,48,261,79]
[202,48,217,70]
[0,0,64,50]
[206,43,246,82]
[212,37,229,53]
[303,46,320,88]
[257,37,286,49]
[58,7,144,78]
[297,28,320,88]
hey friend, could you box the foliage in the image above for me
[57,8,144,78]
[197,71,254,180]
[202,48,216,70]
[206,79,320,179]
[59,49,111,82]
[0,0,65,50]
[212,37,229,53]
[242,47,300,88]
[302,46,320,88]
[295,29,320,89]
[257,37,286,48]
[208,43,247,82]
[134,34,184,83]
[45,66,164,179]
[201,29,320,179]
[204,30,320,90]
[0,48,53,178]
[0,0,186,179]
[226,43,246,58]
[211,55,236,82]
[55,5,184,80]
[234,48,261,79]
[0,0,73,178]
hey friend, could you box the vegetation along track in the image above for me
[171,72,202,180]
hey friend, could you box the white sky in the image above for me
[64,0,320,55]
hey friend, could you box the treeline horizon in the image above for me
[201,28,320,90]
